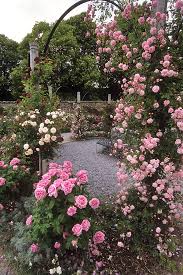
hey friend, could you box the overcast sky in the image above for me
[0,0,88,42]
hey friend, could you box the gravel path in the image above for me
[55,139,119,198]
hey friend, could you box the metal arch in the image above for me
[43,0,123,55]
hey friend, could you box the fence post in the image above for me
[108,94,111,104]
[77,92,81,103]
[29,42,39,72]
[48,86,53,99]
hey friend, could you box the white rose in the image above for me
[56,266,62,274]
[39,140,44,146]
[31,122,37,127]
[47,112,51,116]
[27,148,33,155]
[38,128,43,133]
[51,136,57,141]
[45,119,50,124]
[24,144,29,150]
[50,127,56,134]
[45,134,51,139]
[52,114,57,119]
[30,115,36,119]
[44,137,50,143]
[49,268,56,274]
[40,123,44,128]
[42,127,48,133]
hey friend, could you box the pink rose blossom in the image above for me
[152,85,160,93]
[0,161,5,167]
[93,231,105,244]
[0,177,6,186]
[72,224,83,237]
[10,158,20,166]
[0,204,4,210]
[81,219,91,232]
[67,206,77,216]
[89,198,100,209]
[48,184,58,198]
[76,170,88,185]
[26,215,32,226]
[34,187,47,201]
[30,243,39,253]
[61,180,74,195]
[54,242,61,249]
[156,227,161,234]
[75,195,88,209]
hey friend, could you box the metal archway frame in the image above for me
[43,0,123,55]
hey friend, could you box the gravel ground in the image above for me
[55,139,119,198]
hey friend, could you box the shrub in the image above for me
[25,161,104,254]
[0,158,35,207]
[94,0,183,259]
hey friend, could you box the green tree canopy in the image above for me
[0,34,19,100]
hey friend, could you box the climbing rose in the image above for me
[0,177,6,186]
[152,85,160,93]
[93,231,105,244]
[30,243,39,253]
[81,219,91,232]
[26,215,32,226]
[89,198,100,209]
[34,187,47,201]
[72,224,83,237]
[75,195,88,209]
[9,158,20,166]
[54,242,61,249]
[0,161,4,167]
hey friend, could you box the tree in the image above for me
[0,34,19,100]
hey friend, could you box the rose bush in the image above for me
[25,161,104,254]
[93,0,183,259]
[0,158,34,206]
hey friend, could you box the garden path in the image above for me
[56,137,119,199]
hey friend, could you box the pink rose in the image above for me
[75,195,88,209]
[93,231,105,244]
[72,224,83,237]
[61,180,74,195]
[10,158,20,166]
[30,243,39,253]
[152,85,160,93]
[49,162,59,169]
[89,198,100,209]
[34,187,47,201]
[54,242,61,249]
[63,161,72,171]
[13,165,18,170]
[26,215,32,226]
[156,227,161,234]
[0,204,4,210]
[0,161,5,167]
[81,219,91,232]
[48,184,58,198]
[76,170,88,185]
[67,206,77,216]
[0,177,6,186]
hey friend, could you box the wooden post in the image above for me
[77,92,81,103]
[48,86,53,99]
[29,42,39,72]
[108,94,111,104]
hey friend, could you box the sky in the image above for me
[0,0,89,42]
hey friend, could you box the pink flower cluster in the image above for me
[34,161,89,200]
